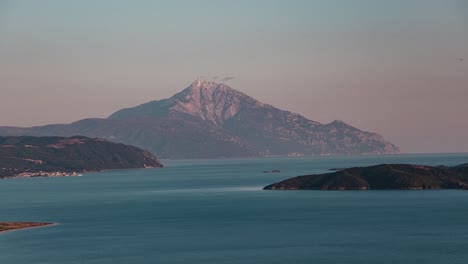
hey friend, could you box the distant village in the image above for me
[2,171,82,179]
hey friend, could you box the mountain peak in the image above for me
[170,80,261,124]
[186,79,234,95]
[190,79,218,89]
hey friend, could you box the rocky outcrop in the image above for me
[0,136,162,178]
[0,80,399,158]
[264,163,468,190]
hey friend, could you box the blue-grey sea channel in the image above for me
[1,153,468,264]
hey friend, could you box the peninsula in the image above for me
[0,136,163,178]
[0,222,54,233]
[264,163,468,190]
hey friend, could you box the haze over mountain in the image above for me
[0,80,398,158]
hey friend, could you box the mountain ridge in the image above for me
[0,80,399,158]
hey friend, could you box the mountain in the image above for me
[264,164,468,190]
[0,80,399,158]
[0,136,162,178]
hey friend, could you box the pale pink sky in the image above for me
[1,0,467,153]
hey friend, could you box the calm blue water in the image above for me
[1,153,468,264]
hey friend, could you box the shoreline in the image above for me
[1,166,163,179]
[0,222,57,234]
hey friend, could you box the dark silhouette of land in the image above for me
[0,136,162,178]
[264,163,468,190]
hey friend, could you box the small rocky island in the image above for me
[264,163,468,190]
[0,136,163,178]
[0,222,54,233]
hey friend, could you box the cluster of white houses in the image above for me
[12,171,82,178]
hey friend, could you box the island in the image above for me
[0,136,163,178]
[0,222,54,233]
[263,163,468,190]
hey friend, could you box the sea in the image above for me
[1,153,468,264]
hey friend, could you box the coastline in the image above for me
[1,172,83,179]
[0,222,57,234]
[1,165,162,179]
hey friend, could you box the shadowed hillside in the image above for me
[264,164,468,190]
[0,136,162,178]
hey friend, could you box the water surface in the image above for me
[1,154,468,264]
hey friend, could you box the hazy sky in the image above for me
[1,0,467,153]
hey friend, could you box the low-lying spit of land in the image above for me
[0,222,55,233]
